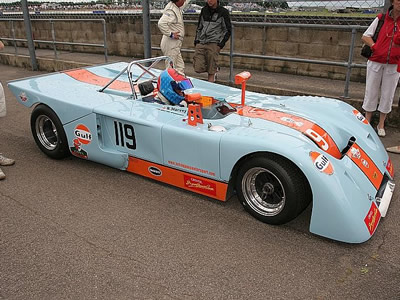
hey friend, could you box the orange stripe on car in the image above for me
[346,143,383,190]
[64,69,132,92]
[126,156,228,201]
[234,106,342,159]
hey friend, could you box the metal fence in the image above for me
[0,0,391,97]
[0,0,390,25]
[1,18,108,62]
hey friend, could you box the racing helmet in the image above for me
[158,69,193,105]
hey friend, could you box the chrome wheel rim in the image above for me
[35,115,58,151]
[241,167,285,216]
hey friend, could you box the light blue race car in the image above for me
[8,56,395,243]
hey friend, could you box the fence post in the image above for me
[10,20,17,55]
[142,0,151,59]
[102,19,108,62]
[21,0,38,70]
[343,28,357,99]
[50,20,58,59]
[229,24,234,84]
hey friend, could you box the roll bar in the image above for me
[99,56,173,99]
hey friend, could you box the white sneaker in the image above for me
[0,168,5,180]
[377,127,386,137]
[386,146,400,153]
[0,154,15,166]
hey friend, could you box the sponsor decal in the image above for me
[74,124,92,145]
[361,159,369,168]
[184,175,217,196]
[353,109,369,124]
[350,147,361,159]
[70,138,88,159]
[19,92,28,102]
[385,158,394,178]
[280,117,303,127]
[126,157,228,201]
[168,160,216,177]
[158,106,188,116]
[346,143,383,190]
[148,166,162,176]
[310,151,334,175]
[364,202,381,235]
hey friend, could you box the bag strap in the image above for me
[373,13,385,42]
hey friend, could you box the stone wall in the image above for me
[0,17,367,82]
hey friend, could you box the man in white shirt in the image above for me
[158,0,190,75]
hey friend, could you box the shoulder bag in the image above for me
[361,14,385,59]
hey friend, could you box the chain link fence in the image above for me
[0,0,388,25]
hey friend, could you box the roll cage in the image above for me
[99,56,172,100]
[97,56,247,123]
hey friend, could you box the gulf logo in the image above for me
[74,124,92,145]
[353,109,369,124]
[310,151,334,175]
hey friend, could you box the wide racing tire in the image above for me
[236,155,311,225]
[30,105,70,159]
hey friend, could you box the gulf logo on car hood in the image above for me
[352,109,369,124]
[310,151,334,175]
[74,124,92,145]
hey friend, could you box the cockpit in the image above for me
[98,56,238,121]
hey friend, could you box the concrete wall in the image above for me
[0,17,367,82]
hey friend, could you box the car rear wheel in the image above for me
[236,155,311,225]
[30,105,70,159]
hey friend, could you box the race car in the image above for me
[8,56,395,243]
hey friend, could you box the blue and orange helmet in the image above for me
[158,69,193,105]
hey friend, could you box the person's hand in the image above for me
[171,32,180,40]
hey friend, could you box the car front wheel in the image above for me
[236,155,311,225]
[30,105,70,159]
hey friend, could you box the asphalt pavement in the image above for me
[1,61,400,299]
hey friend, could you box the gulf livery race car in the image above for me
[8,56,395,243]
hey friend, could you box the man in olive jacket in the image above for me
[193,0,231,82]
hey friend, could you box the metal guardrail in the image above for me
[153,19,369,99]
[1,18,108,62]
[0,16,368,99]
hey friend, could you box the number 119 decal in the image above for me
[114,121,136,149]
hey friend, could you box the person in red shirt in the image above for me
[362,0,400,137]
